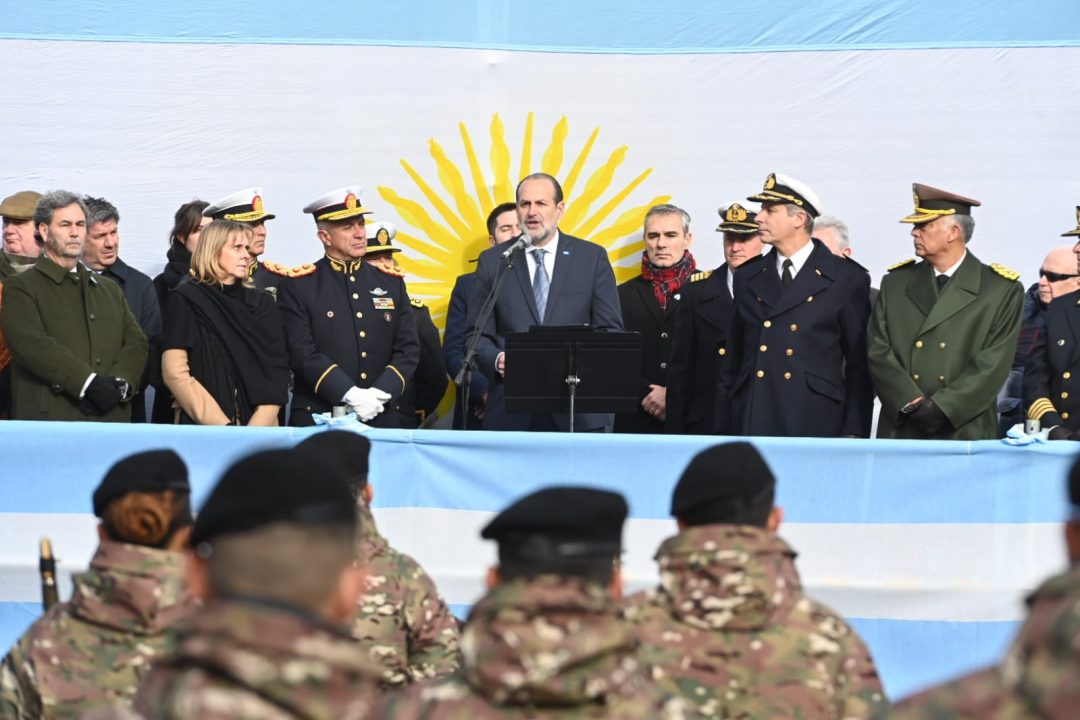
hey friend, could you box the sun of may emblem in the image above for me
[377,113,671,331]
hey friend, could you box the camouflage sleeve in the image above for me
[401,558,462,683]
[835,624,891,719]
[0,636,42,720]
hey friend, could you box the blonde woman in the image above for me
[162,219,288,425]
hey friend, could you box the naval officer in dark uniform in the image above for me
[204,187,289,298]
[666,202,765,435]
[718,173,873,438]
[1024,207,1080,439]
[277,186,419,427]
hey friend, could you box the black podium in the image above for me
[504,326,642,432]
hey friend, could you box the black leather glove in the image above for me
[1048,425,1080,441]
[79,375,122,416]
[909,399,951,435]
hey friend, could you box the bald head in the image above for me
[1038,246,1080,305]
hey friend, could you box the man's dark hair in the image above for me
[486,202,518,237]
[84,196,119,227]
[515,173,564,205]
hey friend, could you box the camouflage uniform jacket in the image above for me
[624,525,887,719]
[379,575,686,719]
[0,541,193,719]
[351,500,461,687]
[886,565,1080,719]
[129,598,383,719]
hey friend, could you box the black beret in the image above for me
[482,486,628,559]
[295,430,370,486]
[671,442,776,519]
[93,449,190,518]
[191,449,356,547]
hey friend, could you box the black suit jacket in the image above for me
[613,275,680,434]
[467,232,623,431]
[1024,288,1080,430]
[719,240,873,438]
[666,264,734,435]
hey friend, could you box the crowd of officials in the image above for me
[2,434,1078,718]
[4,171,1080,437]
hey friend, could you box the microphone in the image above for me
[501,233,531,259]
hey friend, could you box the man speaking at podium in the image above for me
[466,173,623,431]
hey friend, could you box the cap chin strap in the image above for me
[913,207,956,218]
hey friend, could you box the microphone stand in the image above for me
[456,243,523,430]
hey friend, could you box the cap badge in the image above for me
[912,190,920,208]
[345,193,357,210]
[376,228,389,244]
[727,203,748,222]
[764,174,776,190]
[252,195,264,213]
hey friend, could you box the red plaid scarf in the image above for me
[641,251,696,311]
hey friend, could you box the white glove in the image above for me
[342,386,391,422]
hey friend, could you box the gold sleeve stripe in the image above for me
[387,364,406,392]
[1028,398,1058,421]
[314,364,339,394]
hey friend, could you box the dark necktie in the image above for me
[781,259,794,287]
[936,274,949,292]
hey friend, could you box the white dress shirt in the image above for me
[525,231,560,282]
[775,239,815,281]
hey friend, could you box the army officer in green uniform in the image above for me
[868,184,1022,440]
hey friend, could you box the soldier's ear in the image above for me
[362,484,374,506]
[96,523,109,542]
[1065,521,1080,565]
[329,564,366,623]
[609,564,623,600]
[766,506,783,534]
[486,566,500,590]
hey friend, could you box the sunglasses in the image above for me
[1039,269,1080,283]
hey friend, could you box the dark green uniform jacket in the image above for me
[868,252,1022,439]
[1,257,148,421]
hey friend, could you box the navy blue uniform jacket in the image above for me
[718,240,873,437]
[277,256,419,427]
[466,232,623,431]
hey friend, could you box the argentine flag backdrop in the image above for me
[2,0,1080,700]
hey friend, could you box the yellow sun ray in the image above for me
[399,159,473,240]
[490,114,512,204]
[375,188,457,261]
[540,116,569,176]
[430,140,485,232]
[594,195,672,253]
[561,145,628,230]
[518,112,534,180]
[459,123,494,215]
[560,126,598,201]
[573,167,654,239]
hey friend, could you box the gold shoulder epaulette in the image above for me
[887,258,916,272]
[277,262,316,278]
[374,263,407,278]
[990,262,1020,281]
[690,270,713,283]
[410,297,424,308]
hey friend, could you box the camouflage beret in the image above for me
[671,442,776,522]
[191,449,356,547]
[93,449,190,517]
[295,430,371,489]
[482,486,628,559]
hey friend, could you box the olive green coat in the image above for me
[1,257,147,421]
[868,252,1022,440]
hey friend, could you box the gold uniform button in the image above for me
[756,370,765,378]
[784,372,792,380]
[763,320,772,328]
[939,342,947,349]
[1065,412,1072,420]
[786,348,794,356]
[352,293,359,299]
[360,372,368,380]
[356,311,362,318]
[1065,371,1073,379]
[759,345,768,352]
[718,347,727,356]
[913,373,920,380]
[361,352,368,358]
[359,331,366,338]
[806,295,814,303]
[790,324,798,332]
[349,275,356,282]
[1059,339,1067,346]
[915,340,924,348]
[1063,392,1070,400]
[938,375,945,382]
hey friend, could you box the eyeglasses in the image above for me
[1039,269,1080,282]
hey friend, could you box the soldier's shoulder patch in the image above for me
[410,297,425,308]
[373,263,406,278]
[690,270,713,283]
[887,258,916,272]
[990,262,1020,282]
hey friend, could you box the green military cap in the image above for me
[899,183,981,224]
[0,190,43,220]
[1061,207,1080,237]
